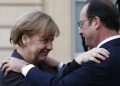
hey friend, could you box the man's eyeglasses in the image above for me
[78,18,92,29]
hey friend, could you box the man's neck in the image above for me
[92,27,119,48]
[98,27,118,45]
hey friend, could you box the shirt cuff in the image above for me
[58,62,64,71]
[21,64,35,76]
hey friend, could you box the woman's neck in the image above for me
[17,47,32,64]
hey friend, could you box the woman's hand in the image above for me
[75,48,110,64]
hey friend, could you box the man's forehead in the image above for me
[80,4,89,20]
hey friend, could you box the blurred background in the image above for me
[0,0,115,63]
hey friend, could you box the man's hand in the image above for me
[1,57,29,75]
[75,48,110,64]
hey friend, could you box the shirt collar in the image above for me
[97,35,120,48]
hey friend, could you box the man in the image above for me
[2,0,119,86]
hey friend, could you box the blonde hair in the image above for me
[10,11,60,46]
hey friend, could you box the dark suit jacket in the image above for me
[0,50,57,86]
[25,38,120,86]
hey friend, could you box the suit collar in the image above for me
[97,38,120,48]
[11,50,25,60]
[97,35,120,48]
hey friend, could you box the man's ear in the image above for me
[22,35,29,46]
[92,16,101,30]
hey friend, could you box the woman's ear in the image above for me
[22,35,29,46]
